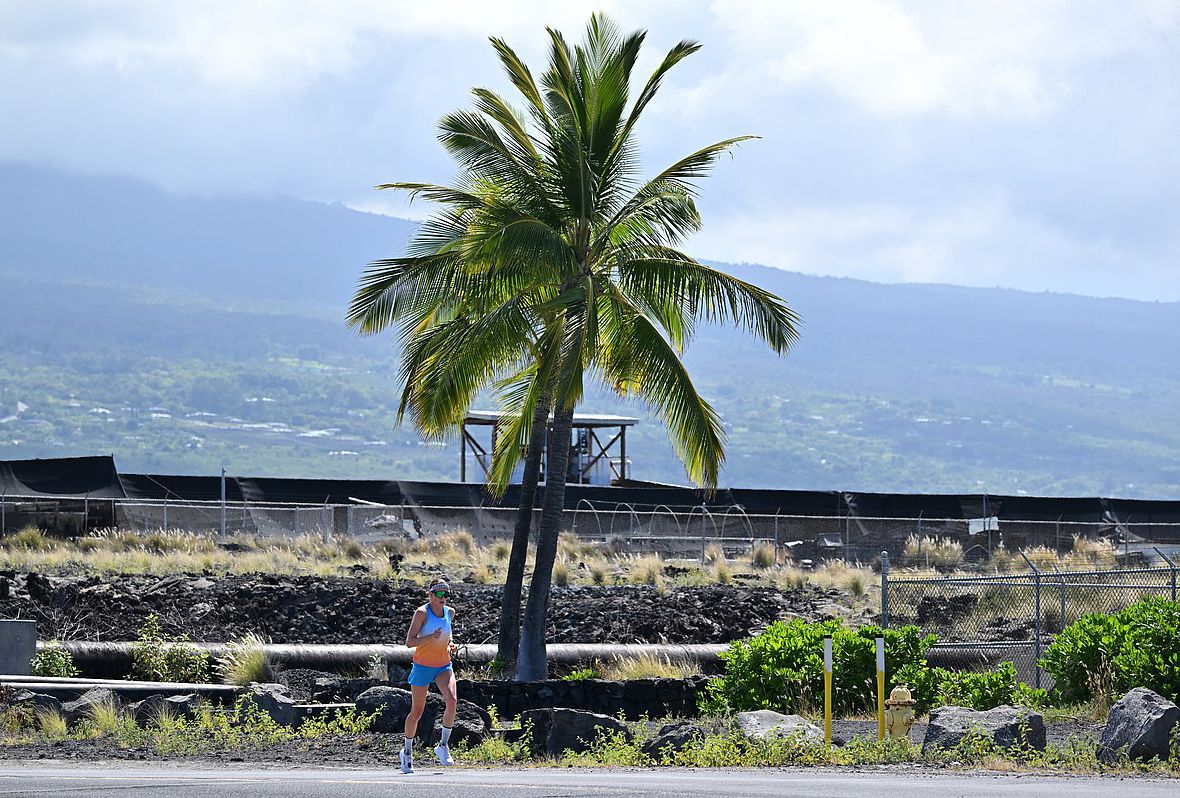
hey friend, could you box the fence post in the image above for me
[876,636,886,742]
[699,505,707,564]
[163,499,167,532]
[880,551,889,628]
[823,635,833,747]
[321,504,330,544]
[1155,547,1177,602]
[1053,563,1066,631]
[219,468,227,538]
[1,493,5,535]
[1022,551,1042,689]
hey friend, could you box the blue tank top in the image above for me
[414,604,453,666]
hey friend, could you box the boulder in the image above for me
[246,683,297,727]
[11,690,62,716]
[519,707,630,757]
[312,677,394,704]
[1099,688,1180,764]
[356,686,436,735]
[735,710,823,743]
[640,721,705,759]
[128,694,203,725]
[61,687,121,727]
[921,705,1045,753]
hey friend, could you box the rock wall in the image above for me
[456,676,710,721]
[0,571,831,644]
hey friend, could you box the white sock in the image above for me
[403,736,414,754]
[440,726,452,746]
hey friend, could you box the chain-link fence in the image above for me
[4,494,1180,565]
[882,552,1180,688]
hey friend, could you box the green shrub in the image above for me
[937,662,1020,710]
[893,660,1049,714]
[1041,597,1180,704]
[563,665,602,681]
[30,642,79,678]
[130,614,210,684]
[702,620,935,716]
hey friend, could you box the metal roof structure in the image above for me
[463,410,638,428]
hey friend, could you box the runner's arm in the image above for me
[405,608,437,648]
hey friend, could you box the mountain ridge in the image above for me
[1,164,1177,497]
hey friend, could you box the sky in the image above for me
[2,0,1179,301]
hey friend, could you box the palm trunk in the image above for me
[516,404,575,681]
[495,394,550,673]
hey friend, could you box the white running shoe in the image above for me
[399,749,414,774]
[434,743,454,766]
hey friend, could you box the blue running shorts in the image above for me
[408,662,453,686]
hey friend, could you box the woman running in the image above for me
[400,580,458,774]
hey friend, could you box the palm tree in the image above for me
[349,14,801,680]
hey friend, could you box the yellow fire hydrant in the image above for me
[884,684,918,739]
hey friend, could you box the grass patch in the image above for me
[627,555,665,588]
[749,542,776,569]
[217,633,274,685]
[600,653,698,680]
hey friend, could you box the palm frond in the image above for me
[617,250,802,353]
[601,299,726,489]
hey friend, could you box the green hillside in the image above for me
[2,271,1178,497]
[2,165,1178,497]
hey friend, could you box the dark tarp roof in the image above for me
[986,495,1107,522]
[0,455,124,498]
[5,456,1180,521]
[119,473,243,503]
[1105,498,1180,524]
[843,492,966,519]
[237,477,401,506]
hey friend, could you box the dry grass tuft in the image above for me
[600,653,698,680]
[777,566,808,591]
[1,527,51,550]
[628,554,664,587]
[1023,545,1060,571]
[491,540,511,562]
[750,542,777,569]
[712,563,733,585]
[1063,536,1118,569]
[36,709,68,739]
[702,543,724,565]
[551,557,572,587]
[588,559,610,586]
[902,535,964,571]
[217,633,274,686]
[469,563,495,584]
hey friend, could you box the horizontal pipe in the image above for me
[1,674,242,703]
[46,642,727,679]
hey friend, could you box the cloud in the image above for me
[692,195,1178,301]
[703,0,1180,118]
[1,1,1177,301]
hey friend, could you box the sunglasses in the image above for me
[432,590,449,598]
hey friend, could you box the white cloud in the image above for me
[1,1,1178,301]
[705,0,1180,118]
[692,195,1176,300]
[0,1,653,93]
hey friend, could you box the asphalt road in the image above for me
[0,765,1176,798]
